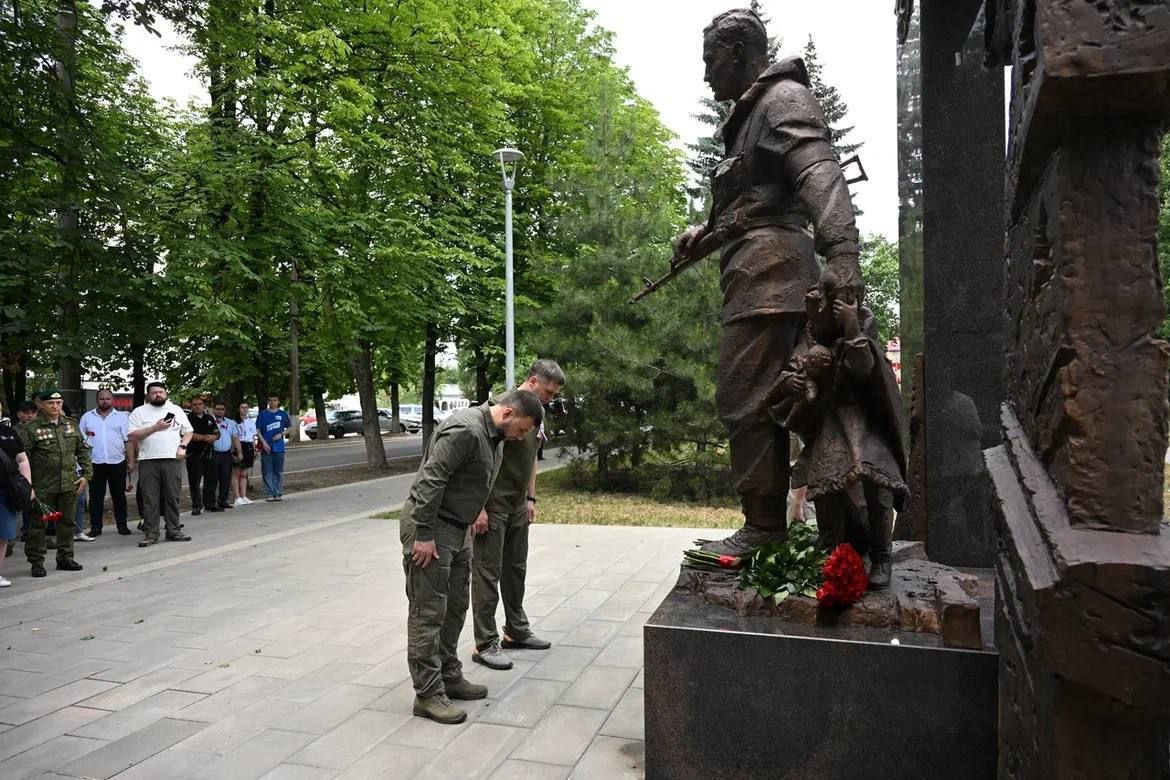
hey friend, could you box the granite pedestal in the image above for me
[644,583,997,779]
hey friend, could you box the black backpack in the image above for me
[0,445,33,512]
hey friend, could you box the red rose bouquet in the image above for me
[36,499,64,523]
[816,543,868,608]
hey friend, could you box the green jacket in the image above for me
[404,404,502,542]
[484,424,540,514]
[20,413,92,493]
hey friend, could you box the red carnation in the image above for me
[717,555,740,569]
[816,543,868,609]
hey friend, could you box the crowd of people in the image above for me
[0,358,571,734]
[0,384,295,587]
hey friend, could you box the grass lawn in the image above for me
[371,466,744,529]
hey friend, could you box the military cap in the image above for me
[36,388,64,401]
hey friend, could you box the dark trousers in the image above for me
[472,508,532,649]
[205,451,233,508]
[25,490,77,565]
[717,313,804,527]
[90,461,128,531]
[186,454,209,510]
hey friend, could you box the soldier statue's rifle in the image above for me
[629,154,869,305]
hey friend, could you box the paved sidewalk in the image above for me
[0,461,708,778]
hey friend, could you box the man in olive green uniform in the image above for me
[471,360,565,671]
[20,389,91,577]
[401,389,544,725]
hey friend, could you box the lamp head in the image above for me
[493,147,524,163]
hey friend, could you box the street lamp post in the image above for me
[493,147,524,390]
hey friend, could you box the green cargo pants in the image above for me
[401,513,473,698]
[26,489,77,565]
[472,507,531,650]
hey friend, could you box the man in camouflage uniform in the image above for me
[673,9,864,557]
[400,389,544,725]
[20,389,91,577]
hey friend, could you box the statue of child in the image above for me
[777,284,908,589]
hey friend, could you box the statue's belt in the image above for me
[715,214,811,242]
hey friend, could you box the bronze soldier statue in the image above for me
[676,8,864,557]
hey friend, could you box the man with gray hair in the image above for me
[472,359,566,671]
[401,389,544,725]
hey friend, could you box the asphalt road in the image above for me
[282,434,424,474]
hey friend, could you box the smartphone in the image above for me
[163,412,175,423]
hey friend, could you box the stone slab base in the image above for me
[677,542,990,649]
[644,585,998,780]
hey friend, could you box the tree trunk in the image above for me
[53,0,82,413]
[632,408,645,468]
[221,380,243,416]
[475,345,491,401]
[422,322,438,443]
[597,448,609,483]
[312,390,328,445]
[287,260,302,444]
[390,381,400,432]
[350,339,386,469]
[130,342,146,407]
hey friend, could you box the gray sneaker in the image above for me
[413,694,466,724]
[502,634,552,651]
[445,676,488,700]
[472,640,514,671]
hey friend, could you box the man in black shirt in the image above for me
[185,397,218,515]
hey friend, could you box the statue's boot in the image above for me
[867,506,894,590]
[700,494,787,557]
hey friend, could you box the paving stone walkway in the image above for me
[0,467,707,778]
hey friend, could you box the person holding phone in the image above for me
[256,395,291,502]
[128,382,194,547]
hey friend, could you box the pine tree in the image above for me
[802,36,862,160]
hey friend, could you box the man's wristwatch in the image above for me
[527,495,536,503]
[178,445,187,450]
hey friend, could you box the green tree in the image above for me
[860,235,900,345]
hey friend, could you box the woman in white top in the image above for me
[234,402,259,505]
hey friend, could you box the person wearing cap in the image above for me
[18,389,91,577]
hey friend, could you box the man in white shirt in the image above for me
[79,389,132,537]
[128,382,194,547]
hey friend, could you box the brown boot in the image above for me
[413,694,467,724]
[700,494,787,557]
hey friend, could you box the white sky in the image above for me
[120,0,897,240]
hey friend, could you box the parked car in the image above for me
[376,408,412,434]
[304,410,344,439]
[394,404,453,434]
[398,404,424,433]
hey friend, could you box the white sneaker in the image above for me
[234,497,246,507]
[0,576,10,588]
[74,532,94,542]
[243,497,254,505]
